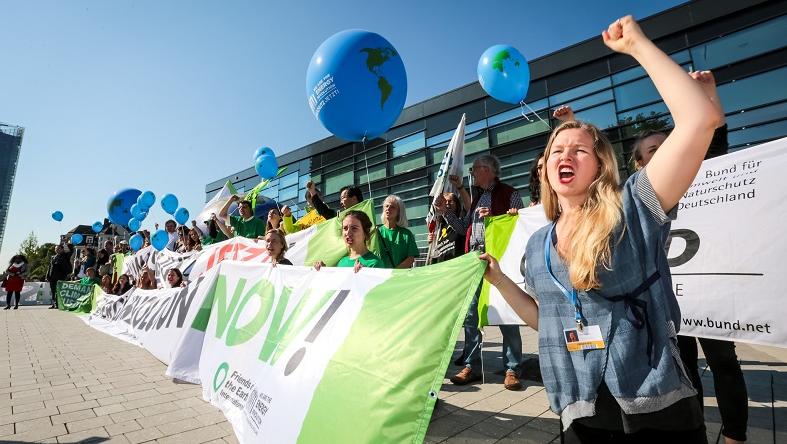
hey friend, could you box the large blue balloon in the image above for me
[161,194,179,215]
[253,147,274,162]
[306,29,407,141]
[91,221,103,233]
[129,233,144,252]
[107,188,142,227]
[71,233,83,245]
[477,44,530,104]
[138,191,156,209]
[52,211,63,222]
[128,218,141,232]
[255,154,279,180]
[174,208,190,226]
[151,229,169,251]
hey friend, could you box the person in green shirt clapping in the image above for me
[314,210,383,273]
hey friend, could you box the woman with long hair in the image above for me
[314,210,383,272]
[378,195,419,269]
[166,269,186,288]
[482,16,721,441]
[4,255,28,310]
[266,208,283,233]
[187,228,202,252]
[112,274,133,295]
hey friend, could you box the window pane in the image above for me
[487,98,548,127]
[617,101,669,125]
[464,130,490,155]
[550,77,612,106]
[691,15,787,71]
[278,185,298,202]
[612,51,690,85]
[404,198,430,219]
[279,171,298,189]
[728,119,787,150]
[324,168,353,195]
[260,184,278,199]
[357,162,387,184]
[725,101,787,130]
[574,102,618,130]
[391,177,428,195]
[619,114,673,139]
[391,151,426,175]
[392,131,425,157]
[718,67,787,113]
[562,90,614,112]
[614,76,659,111]
[298,174,311,189]
[490,112,551,147]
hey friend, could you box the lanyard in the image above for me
[544,223,584,331]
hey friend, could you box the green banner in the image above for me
[57,281,97,313]
[304,199,382,267]
[479,213,519,326]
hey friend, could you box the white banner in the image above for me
[489,137,787,348]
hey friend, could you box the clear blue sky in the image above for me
[0,0,685,265]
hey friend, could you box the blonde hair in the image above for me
[380,195,408,228]
[264,229,288,261]
[540,121,623,290]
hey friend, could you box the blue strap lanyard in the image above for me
[544,223,584,331]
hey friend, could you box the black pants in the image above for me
[563,421,707,443]
[49,280,59,307]
[5,291,20,308]
[678,335,748,441]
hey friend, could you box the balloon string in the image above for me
[361,136,372,201]
[520,100,551,130]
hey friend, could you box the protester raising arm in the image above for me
[480,253,539,329]
[604,17,720,211]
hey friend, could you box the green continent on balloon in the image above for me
[109,198,122,212]
[491,50,511,73]
[378,77,392,109]
[360,47,399,107]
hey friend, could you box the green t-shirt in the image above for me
[229,215,265,239]
[377,225,420,268]
[336,251,384,269]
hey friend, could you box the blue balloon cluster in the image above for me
[128,218,141,232]
[128,190,156,231]
[477,44,530,104]
[254,147,278,180]
[52,211,63,222]
[151,229,169,251]
[306,29,407,141]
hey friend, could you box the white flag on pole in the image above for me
[426,114,466,226]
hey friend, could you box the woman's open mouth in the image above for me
[558,165,575,184]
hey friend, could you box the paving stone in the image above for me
[56,425,109,443]
[66,414,114,434]
[14,415,53,433]
[123,426,164,444]
[51,407,97,425]
[105,419,142,436]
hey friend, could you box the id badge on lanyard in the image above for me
[545,223,605,352]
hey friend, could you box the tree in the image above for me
[16,232,55,281]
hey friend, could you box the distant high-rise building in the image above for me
[0,123,24,254]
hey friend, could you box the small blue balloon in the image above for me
[161,194,179,215]
[52,211,64,222]
[92,221,103,233]
[151,229,169,251]
[255,154,279,180]
[306,29,407,141]
[71,234,83,245]
[477,44,530,104]
[129,233,144,252]
[138,191,156,209]
[174,207,190,225]
[253,147,274,162]
[128,218,141,232]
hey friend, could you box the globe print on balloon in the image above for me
[477,44,530,104]
[306,29,407,141]
[107,188,142,227]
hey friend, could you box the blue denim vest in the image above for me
[523,171,695,429]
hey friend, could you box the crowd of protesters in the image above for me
[13,15,753,442]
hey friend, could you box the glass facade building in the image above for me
[0,123,24,254]
[206,0,787,260]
